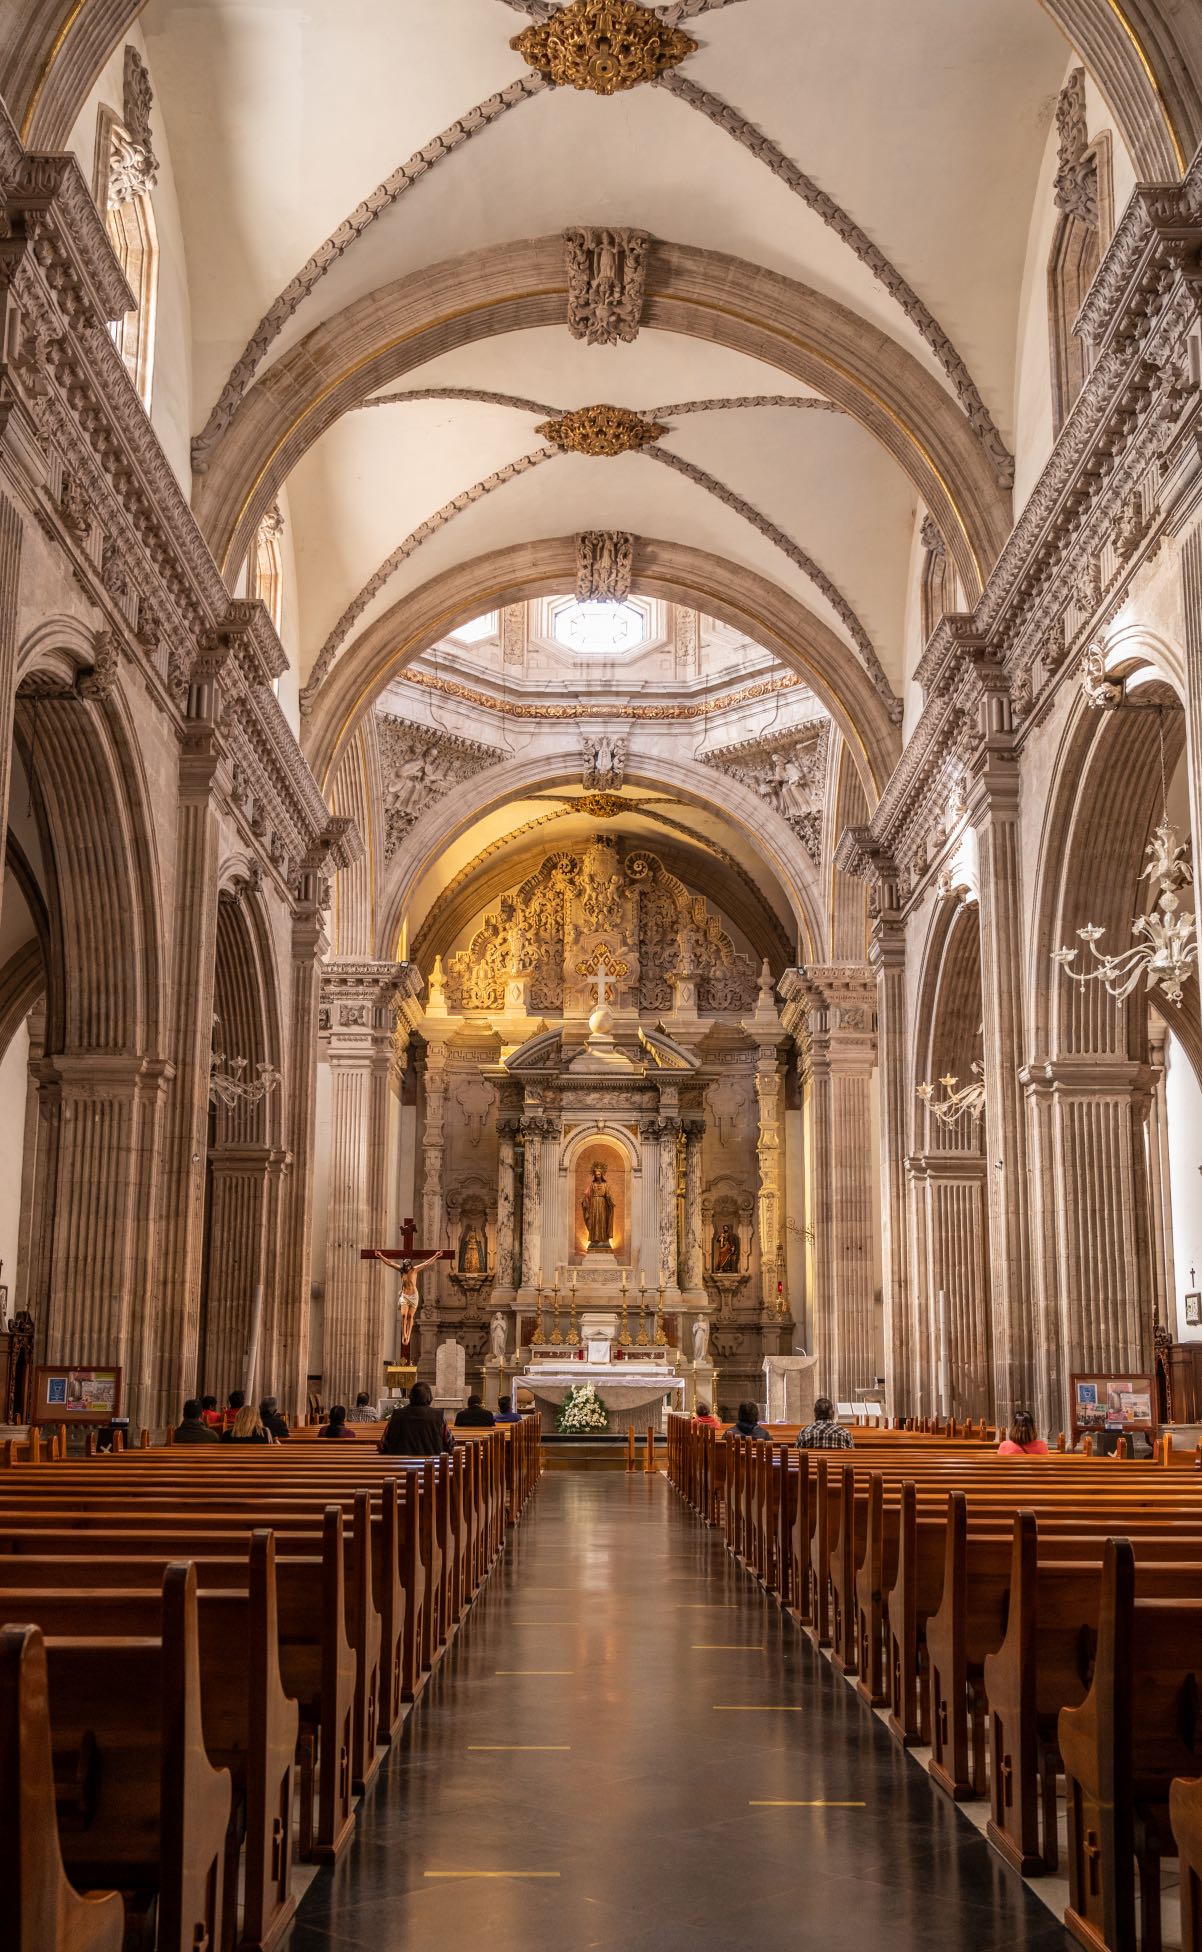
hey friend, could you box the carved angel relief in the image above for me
[377,713,504,861]
[564,228,649,345]
[702,721,830,865]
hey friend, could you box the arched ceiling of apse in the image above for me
[192,236,1013,608]
[9,0,1192,183]
[301,534,902,822]
[367,734,825,967]
[402,820,796,978]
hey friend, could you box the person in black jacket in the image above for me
[726,1399,770,1440]
[378,1381,454,1456]
[259,1395,289,1441]
[174,1399,220,1444]
[454,1393,495,1429]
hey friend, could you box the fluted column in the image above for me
[321,961,416,1405]
[276,861,329,1414]
[682,1123,705,1294]
[969,736,1034,1424]
[1181,528,1202,880]
[495,1117,519,1293]
[1146,1017,1177,1338]
[907,1152,991,1417]
[1024,1057,1155,1411]
[869,896,911,1414]
[753,1060,785,1312]
[202,1146,271,1394]
[520,1113,545,1290]
[0,489,22,934]
[420,1036,449,1277]
[781,966,877,1398]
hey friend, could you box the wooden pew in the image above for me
[0,1622,126,1952]
[39,1561,231,1952]
[0,1530,298,1952]
[1171,1770,1202,1952]
[1059,1538,1202,1951]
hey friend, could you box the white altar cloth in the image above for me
[517,1363,685,1435]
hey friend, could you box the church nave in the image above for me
[284,1473,1067,1952]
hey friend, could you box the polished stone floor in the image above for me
[285,1472,1071,1951]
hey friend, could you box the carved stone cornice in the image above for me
[0,137,350,910]
[319,959,423,1046]
[778,963,876,1043]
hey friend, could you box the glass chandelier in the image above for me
[917,1061,985,1132]
[1052,711,1196,1009]
[209,1015,282,1111]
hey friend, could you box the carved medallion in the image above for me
[537,404,664,456]
[511,0,697,95]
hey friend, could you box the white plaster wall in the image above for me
[1011,64,1137,519]
[275,484,303,736]
[1166,1030,1202,1339]
[66,25,195,497]
[0,1018,28,1299]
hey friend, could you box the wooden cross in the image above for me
[360,1216,453,1267]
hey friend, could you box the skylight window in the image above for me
[551,600,649,655]
[450,611,498,645]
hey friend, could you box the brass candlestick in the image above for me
[636,1295,649,1345]
[568,1294,580,1346]
[533,1288,545,1344]
[654,1286,668,1345]
[550,1290,562,1345]
[619,1296,631,1345]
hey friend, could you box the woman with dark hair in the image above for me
[727,1399,769,1440]
[319,1404,357,1441]
[998,1410,1049,1455]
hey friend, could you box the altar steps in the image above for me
[541,1435,666,1472]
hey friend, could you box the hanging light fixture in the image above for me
[1052,709,1196,1009]
[917,1062,986,1132]
[209,1015,282,1111]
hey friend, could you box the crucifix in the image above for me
[589,961,618,1012]
[361,1217,453,1361]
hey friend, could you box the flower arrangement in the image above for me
[556,1381,610,1434]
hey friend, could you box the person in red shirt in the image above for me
[199,1394,222,1429]
[693,1401,721,1427]
[998,1409,1049,1455]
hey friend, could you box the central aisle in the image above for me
[286,1472,1068,1951]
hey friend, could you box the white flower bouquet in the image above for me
[556,1381,610,1433]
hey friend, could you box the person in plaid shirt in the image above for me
[796,1396,853,1450]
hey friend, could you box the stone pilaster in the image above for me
[869,894,911,1415]
[201,1145,273,1396]
[320,960,418,1405]
[781,965,877,1399]
[1146,1017,1177,1338]
[0,488,22,932]
[1024,1057,1156,1428]
[420,1035,449,1281]
[520,1113,546,1290]
[905,1152,991,1418]
[654,1114,682,1295]
[1180,526,1202,881]
[276,860,329,1414]
[968,730,1034,1424]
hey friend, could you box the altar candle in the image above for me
[537,1265,543,1290]
[570,1268,577,1290]
[640,1271,646,1293]
[621,1269,628,1293]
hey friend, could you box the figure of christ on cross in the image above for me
[361,1218,454,1361]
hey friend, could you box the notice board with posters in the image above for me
[31,1364,122,1424]
[1069,1372,1155,1445]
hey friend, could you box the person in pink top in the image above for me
[998,1409,1049,1455]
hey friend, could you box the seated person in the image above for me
[494,1394,522,1425]
[796,1396,854,1450]
[693,1401,721,1428]
[455,1392,496,1428]
[199,1393,222,1429]
[259,1394,289,1441]
[998,1409,1049,1455]
[727,1399,770,1440]
[346,1391,378,1423]
[224,1403,271,1444]
[318,1403,357,1441]
[222,1388,246,1433]
[379,1381,454,1456]
[174,1398,220,1444]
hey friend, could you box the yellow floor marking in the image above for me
[749,1800,866,1808]
[467,1744,572,1751]
[678,1603,738,1609]
[712,1705,802,1712]
[692,1644,765,1651]
[494,1669,575,1676]
[424,1872,561,1879]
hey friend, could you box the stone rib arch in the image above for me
[301,536,900,814]
[191,237,1012,604]
[374,749,826,974]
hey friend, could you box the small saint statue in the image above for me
[582,1160,615,1249]
[396,1250,442,1359]
[712,1222,740,1274]
[692,1317,710,1365]
[490,1311,508,1362]
[459,1223,486,1274]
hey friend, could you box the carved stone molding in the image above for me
[511,1,697,93]
[1054,68,1098,230]
[701,719,830,864]
[575,530,634,601]
[920,513,946,559]
[537,403,665,455]
[581,732,627,789]
[107,46,157,209]
[564,226,648,344]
